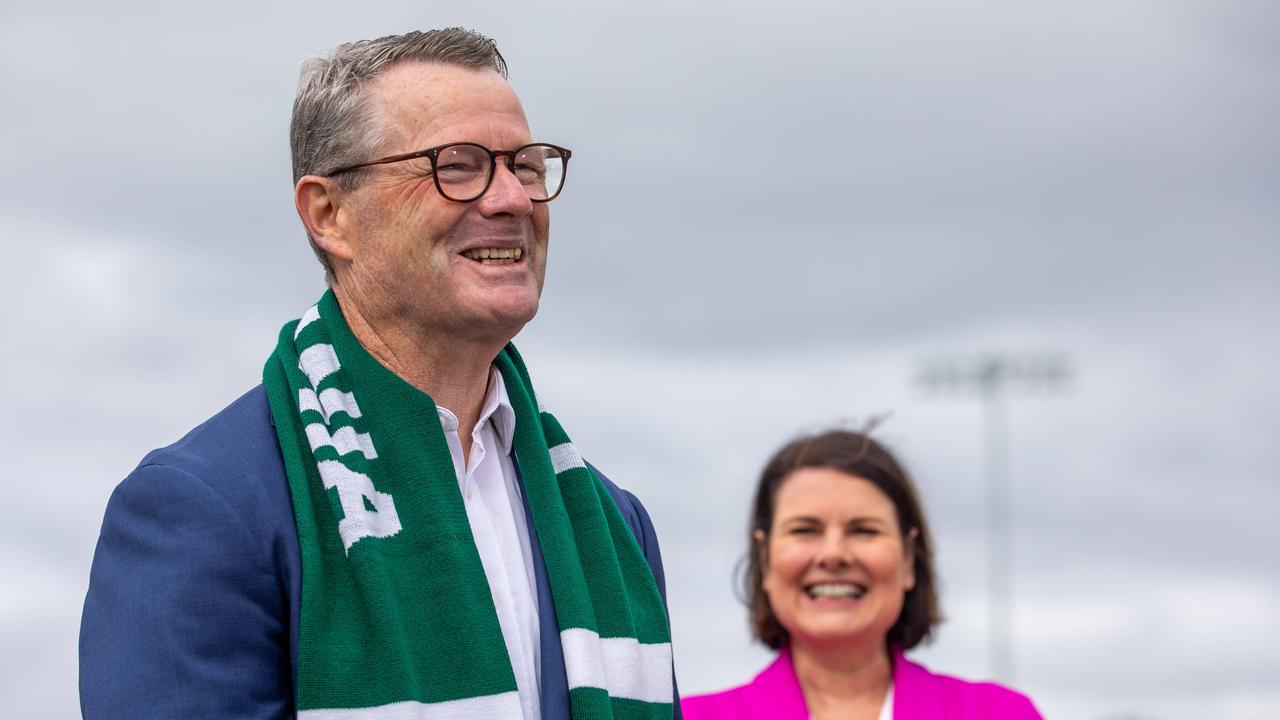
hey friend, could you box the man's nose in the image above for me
[477,161,533,217]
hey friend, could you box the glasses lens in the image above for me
[513,145,566,201]
[434,144,491,201]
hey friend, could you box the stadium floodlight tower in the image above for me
[914,352,1071,684]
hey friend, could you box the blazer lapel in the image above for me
[892,647,945,719]
[746,647,811,719]
[511,455,571,720]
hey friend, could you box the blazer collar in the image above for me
[754,645,931,719]
[892,645,944,717]
[748,646,810,718]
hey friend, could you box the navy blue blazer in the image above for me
[80,386,677,719]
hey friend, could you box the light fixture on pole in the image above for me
[915,352,1071,683]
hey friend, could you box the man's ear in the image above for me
[295,175,356,262]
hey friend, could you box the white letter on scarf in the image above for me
[305,423,378,460]
[317,460,402,551]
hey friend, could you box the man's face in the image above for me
[337,62,550,344]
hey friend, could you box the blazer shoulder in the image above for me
[944,680,1042,720]
[587,462,654,542]
[141,385,281,484]
[683,652,807,720]
[898,653,1043,719]
[82,384,302,718]
[134,385,296,542]
[681,682,757,720]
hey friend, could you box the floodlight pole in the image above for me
[916,353,1070,685]
[979,362,1012,685]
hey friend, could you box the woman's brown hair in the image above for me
[745,429,942,650]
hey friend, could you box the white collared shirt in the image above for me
[436,367,541,720]
[879,682,894,720]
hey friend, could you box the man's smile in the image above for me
[461,247,524,265]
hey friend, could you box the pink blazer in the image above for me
[681,647,1043,720]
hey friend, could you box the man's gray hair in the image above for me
[290,28,508,277]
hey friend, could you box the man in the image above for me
[80,29,678,720]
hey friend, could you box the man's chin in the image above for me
[472,296,541,340]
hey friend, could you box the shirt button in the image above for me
[465,486,473,500]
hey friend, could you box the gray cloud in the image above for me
[3,1,1277,718]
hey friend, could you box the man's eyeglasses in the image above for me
[325,142,571,203]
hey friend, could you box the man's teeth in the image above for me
[807,583,866,600]
[462,247,523,264]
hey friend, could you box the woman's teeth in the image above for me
[806,583,866,600]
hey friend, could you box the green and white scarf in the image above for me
[262,290,673,719]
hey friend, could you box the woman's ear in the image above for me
[903,527,919,592]
[747,527,768,571]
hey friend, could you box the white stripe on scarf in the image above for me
[548,442,585,474]
[298,691,522,720]
[560,628,673,704]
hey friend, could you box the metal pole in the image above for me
[915,351,1069,685]
[983,379,1012,683]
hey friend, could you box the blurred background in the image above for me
[2,1,1277,718]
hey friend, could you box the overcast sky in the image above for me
[3,1,1278,718]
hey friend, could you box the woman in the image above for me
[682,430,1042,720]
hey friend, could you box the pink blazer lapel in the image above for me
[745,647,811,719]
[892,646,944,718]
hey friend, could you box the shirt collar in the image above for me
[480,365,517,455]
[436,366,516,456]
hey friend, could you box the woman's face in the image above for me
[761,467,916,653]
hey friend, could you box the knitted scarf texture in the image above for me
[263,290,673,719]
